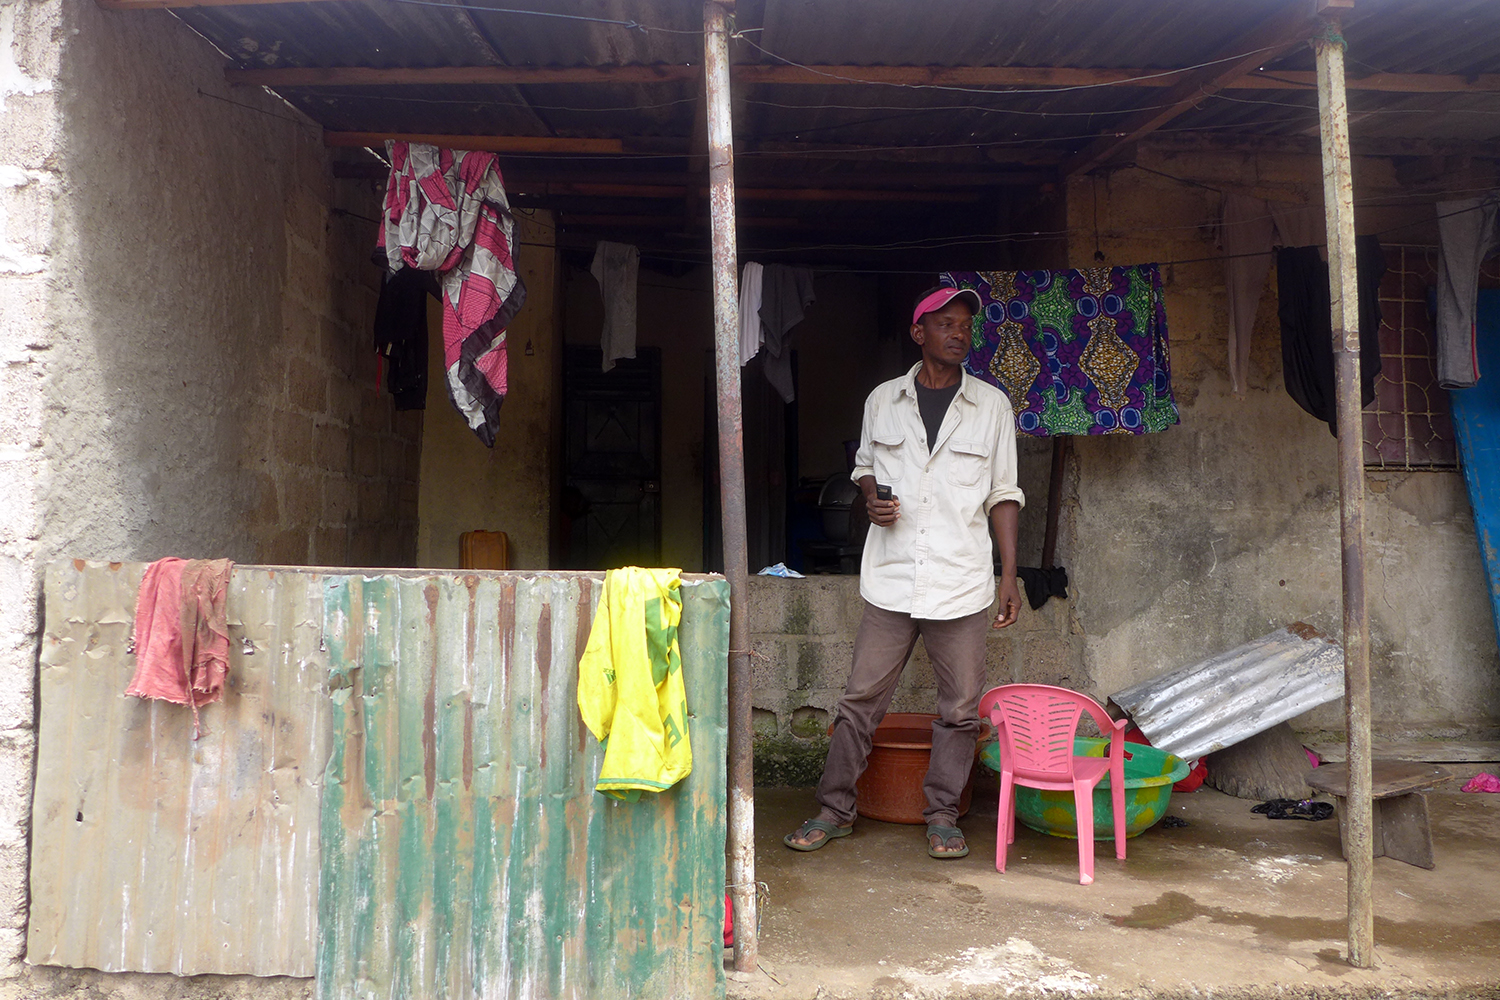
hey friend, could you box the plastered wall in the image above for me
[0,0,420,992]
[416,210,559,569]
[1060,145,1499,739]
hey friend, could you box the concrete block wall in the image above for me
[747,575,1085,782]
[247,163,422,569]
[0,0,62,973]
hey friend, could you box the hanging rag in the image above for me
[1276,235,1386,435]
[373,266,437,410]
[577,567,692,800]
[591,240,640,372]
[380,141,526,447]
[1435,194,1500,389]
[949,265,1180,436]
[738,261,765,366]
[125,558,235,739]
[1267,202,1326,251]
[759,264,815,403]
[1222,193,1277,394]
[1016,566,1069,611]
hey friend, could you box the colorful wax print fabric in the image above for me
[946,266,1180,436]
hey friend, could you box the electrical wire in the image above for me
[729,35,1294,96]
[196,88,320,130]
[298,91,700,114]
[1207,91,1500,116]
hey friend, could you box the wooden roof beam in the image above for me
[1060,3,1347,179]
[325,131,1066,165]
[228,62,1500,94]
[323,132,624,154]
[511,181,984,202]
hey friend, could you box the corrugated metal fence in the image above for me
[318,571,728,1000]
[30,562,728,1000]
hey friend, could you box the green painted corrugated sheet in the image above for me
[317,572,728,1000]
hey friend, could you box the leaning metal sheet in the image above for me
[1109,624,1345,762]
[29,560,331,976]
[317,572,729,1000]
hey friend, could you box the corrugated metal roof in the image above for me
[29,560,331,977]
[173,0,1500,150]
[317,571,728,1000]
[1108,623,1345,763]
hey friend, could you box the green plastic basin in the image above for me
[979,737,1190,840]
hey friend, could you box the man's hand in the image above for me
[993,575,1022,629]
[860,476,900,527]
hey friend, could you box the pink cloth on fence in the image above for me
[126,558,234,735]
[1461,772,1500,793]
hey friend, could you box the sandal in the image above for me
[1251,798,1334,821]
[783,818,853,852]
[927,824,969,859]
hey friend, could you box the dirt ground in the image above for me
[727,784,1500,1000]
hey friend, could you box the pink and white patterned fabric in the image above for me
[381,141,526,446]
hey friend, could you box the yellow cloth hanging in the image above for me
[577,567,692,800]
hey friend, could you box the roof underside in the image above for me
[163,0,1500,262]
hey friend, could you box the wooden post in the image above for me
[1313,14,1375,969]
[703,0,758,973]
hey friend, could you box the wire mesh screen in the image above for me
[1362,245,1459,471]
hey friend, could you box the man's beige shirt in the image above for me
[851,363,1025,620]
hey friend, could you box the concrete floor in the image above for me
[728,784,1500,1000]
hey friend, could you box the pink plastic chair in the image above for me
[979,683,1128,885]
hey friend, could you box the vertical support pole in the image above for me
[703,0,758,973]
[1040,436,1069,571]
[1314,19,1374,969]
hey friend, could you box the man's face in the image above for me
[911,300,975,365]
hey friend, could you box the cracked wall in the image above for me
[1060,145,1499,740]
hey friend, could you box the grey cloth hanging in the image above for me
[1223,194,1276,394]
[591,241,639,372]
[1435,195,1500,389]
[758,265,815,403]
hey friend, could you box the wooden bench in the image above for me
[1304,760,1453,869]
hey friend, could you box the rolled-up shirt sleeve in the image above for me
[849,394,877,484]
[984,401,1026,514]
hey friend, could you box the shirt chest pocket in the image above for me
[871,430,905,485]
[946,439,991,489]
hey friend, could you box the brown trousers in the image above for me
[815,601,990,827]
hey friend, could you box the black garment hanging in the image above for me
[373,267,438,411]
[1276,236,1387,436]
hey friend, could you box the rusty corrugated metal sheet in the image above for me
[29,560,331,977]
[1109,623,1345,762]
[316,571,728,1000]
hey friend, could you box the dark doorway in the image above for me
[562,346,662,569]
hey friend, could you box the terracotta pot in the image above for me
[853,712,975,824]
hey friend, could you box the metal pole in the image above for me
[1313,19,1375,969]
[1040,436,1069,570]
[703,0,758,973]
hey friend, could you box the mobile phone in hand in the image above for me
[875,485,893,501]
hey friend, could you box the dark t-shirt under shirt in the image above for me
[914,379,961,452]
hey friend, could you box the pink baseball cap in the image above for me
[912,286,982,324]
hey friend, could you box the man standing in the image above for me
[785,286,1025,859]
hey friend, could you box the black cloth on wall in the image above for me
[373,267,438,411]
[1276,235,1386,436]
